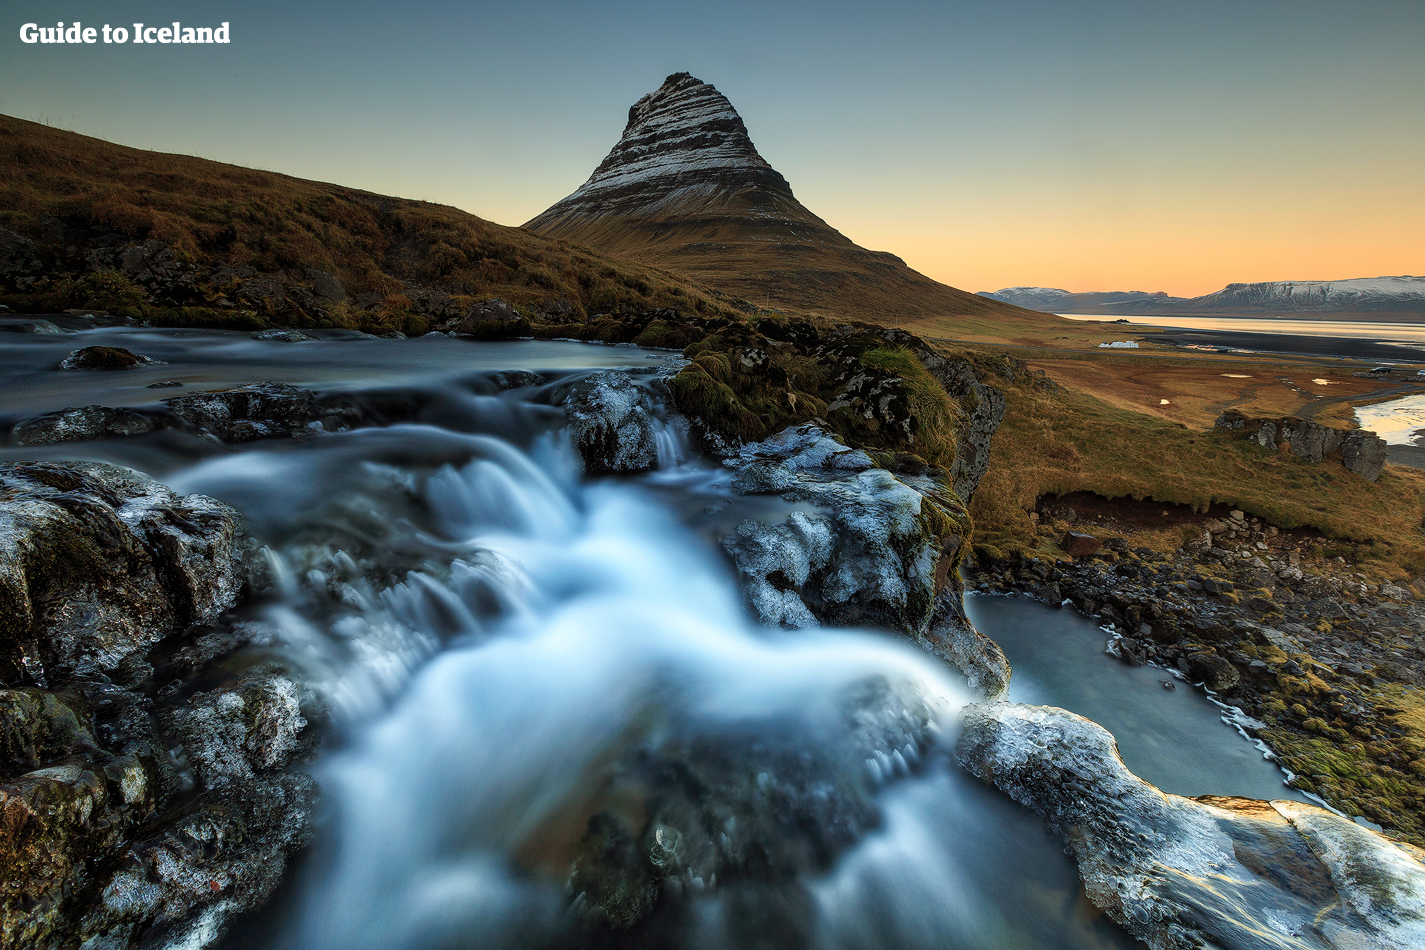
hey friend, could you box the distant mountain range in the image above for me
[526,73,1028,323]
[981,277,1425,315]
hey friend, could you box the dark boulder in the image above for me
[60,346,148,370]
[1060,531,1101,557]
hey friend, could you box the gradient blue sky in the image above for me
[4,0,1422,296]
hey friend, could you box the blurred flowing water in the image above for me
[1,323,1308,949]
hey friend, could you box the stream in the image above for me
[0,322,1310,949]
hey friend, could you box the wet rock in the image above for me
[569,674,943,932]
[11,405,155,445]
[251,328,318,343]
[915,588,1011,697]
[957,702,1425,950]
[165,669,307,788]
[164,381,317,442]
[721,425,969,636]
[81,773,317,948]
[564,371,658,474]
[0,461,248,680]
[60,345,149,370]
[147,380,183,389]
[0,318,65,334]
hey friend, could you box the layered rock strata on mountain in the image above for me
[530,73,811,236]
[1215,409,1387,481]
[0,462,314,950]
[957,702,1425,950]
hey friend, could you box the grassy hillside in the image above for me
[525,181,1041,327]
[0,115,750,331]
[961,350,1425,578]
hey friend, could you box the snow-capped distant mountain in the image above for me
[979,287,1186,311]
[980,277,1425,315]
[1191,277,1425,312]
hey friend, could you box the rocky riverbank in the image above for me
[974,497,1425,846]
[0,461,314,949]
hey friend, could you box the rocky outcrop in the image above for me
[569,675,943,933]
[0,461,247,681]
[957,702,1425,950]
[0,461,314,949]
[1215,409,1387,481]
[563,371,659,474]
[916,347,1008,498]
[6,382,348,447]
[717,424,1005,698]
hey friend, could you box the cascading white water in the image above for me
[256,430,1011,950]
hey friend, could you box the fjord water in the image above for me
[2,324,1304,949]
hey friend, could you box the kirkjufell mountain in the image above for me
[526,73,1026,323]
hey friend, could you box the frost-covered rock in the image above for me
[564,371,658,474]
[956,702,1425,950]
[166,669,307,788]
[251,328,318,343]
[721,424,969,638]
[164,381,318,443]
[82,773,317,948]
[0,461,248,680]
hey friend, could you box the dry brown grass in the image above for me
[525,189,1039,326]
[0,115,742,321]
[1020,355,1420,430]
[961,354,1425,578]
